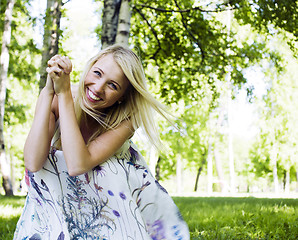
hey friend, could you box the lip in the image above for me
[86,87,102,103]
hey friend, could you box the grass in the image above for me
[0,195,26,240]
[173,197,298,239]
[0,195,297,239]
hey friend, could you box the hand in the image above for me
[46,55,72,95]
[44,73,55,95]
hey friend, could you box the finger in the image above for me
[59,56,72,74]
[48,55,61,64]
[48,54,65,66]
[46,66,62,77]
[55,57,72,74]
[47,59,58,68]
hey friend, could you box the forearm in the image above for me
[57,90,92,176]
[24,88,55,172]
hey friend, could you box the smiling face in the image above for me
[84,54,130,110]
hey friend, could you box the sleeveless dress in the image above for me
[14,140,190,240]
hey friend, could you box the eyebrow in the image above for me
[94,66,104,74]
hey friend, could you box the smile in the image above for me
[87,88,102,102]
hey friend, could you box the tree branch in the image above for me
[173,0,205,62]
[134,3,235,13]
[133,6,161,59]
[62,0,71,6]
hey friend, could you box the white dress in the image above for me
[14,140,190,240]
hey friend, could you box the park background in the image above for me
[1,0,297,197]
[0,0,297,238]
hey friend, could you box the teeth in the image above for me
[88,89,101,101]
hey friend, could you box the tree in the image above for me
[0,0,16,196]
[101,0,121,49]
[39,0,63,92]
[96,0,297,192]
[0,0,43,194]
[233,0,298,52]
[250,35,298,192]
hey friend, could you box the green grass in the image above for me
[173,197,298,239]
[0,195,297,239]
[0,195,26,240]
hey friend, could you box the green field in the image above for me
[0,195,297,239]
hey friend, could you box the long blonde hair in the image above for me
[57,44,173,150]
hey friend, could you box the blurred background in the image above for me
[0,0,297,198]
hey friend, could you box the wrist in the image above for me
[41,87,55,98]
[57,89,72,101]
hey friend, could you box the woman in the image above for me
[14,44,190,240]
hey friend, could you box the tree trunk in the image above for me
[101,0,121,49]
[296,171,298,192]
[115,0,131,46]
[155,156,161,181]
[194,152,208,191]
[272,144,279,193]
[176,153,182,194]
[0,0,15,196]
[39,0,62,92]
[214,147,226,192]
[284,170,290,194]
[207,140,213,194]
[194,165,203,192]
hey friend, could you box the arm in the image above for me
[24,76,57,172]
[47,56,134,176]
[59,91,133,175]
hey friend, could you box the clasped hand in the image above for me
[46,55,72,95]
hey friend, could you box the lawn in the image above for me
[0,195,297,239]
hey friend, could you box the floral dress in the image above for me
[14,140,190,240]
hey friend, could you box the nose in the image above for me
[94,80,106,94]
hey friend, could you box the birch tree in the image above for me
[101,0,121,49]
[115,0,131,46]
[0,0,15,196]
[97,0,297,190]
[101,0,131,49]
[39,0,63,92]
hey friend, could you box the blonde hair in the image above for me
[56,44,173,150]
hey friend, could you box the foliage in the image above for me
[0,0,40,191]
[1,0,297,193]
[158,96,216,179]
[1,195,298,239]
[129,0,285,105]
[233,0,298,53]
[249,34,298,184]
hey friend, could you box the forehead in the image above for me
[94,54,117,67]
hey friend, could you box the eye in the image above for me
[94,70,102,77]
[108,82,118,90]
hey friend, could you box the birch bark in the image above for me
[101,0,121,49]
[0,0,16,196]
[115,0,131,46]
[39,0,62,92]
